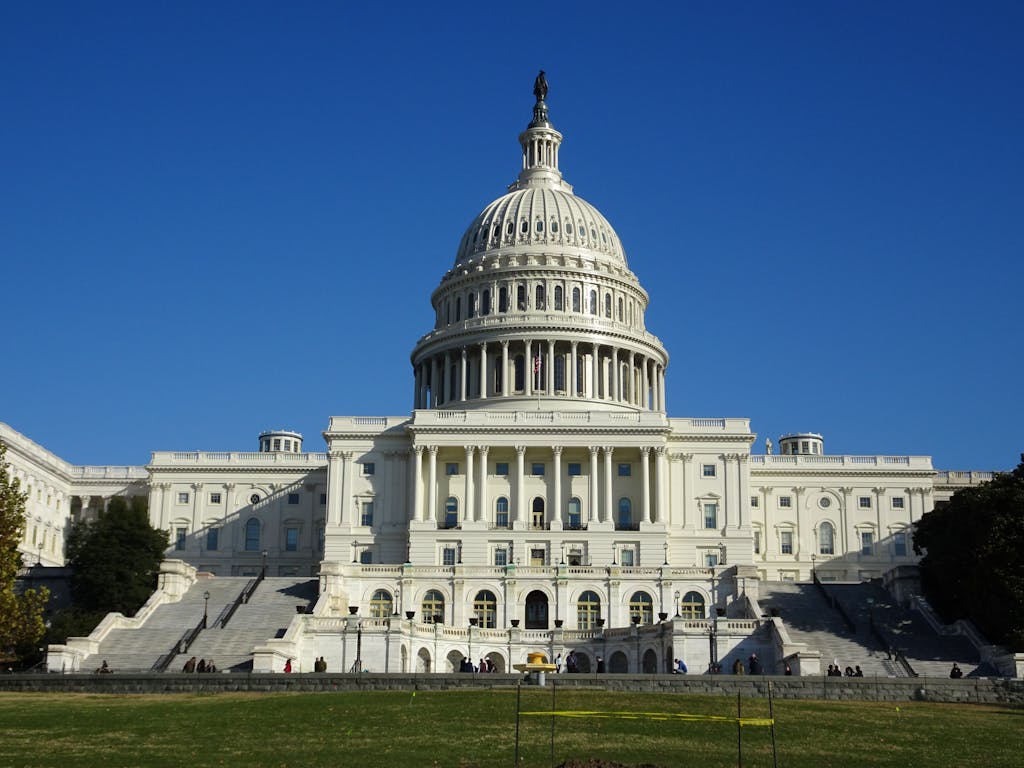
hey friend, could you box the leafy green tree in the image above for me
[0,442,50,659]
[65,495,168,617]
[914,455,1024,651]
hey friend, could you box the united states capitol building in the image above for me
[6,77,1009,677]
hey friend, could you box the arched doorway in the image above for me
[642,649,658,673]
[575,653,592,673]
[525,590,549,629]
[416,648,431,673]
[609,651,629,673]
[445,650,465,673]
[485,652,505,673]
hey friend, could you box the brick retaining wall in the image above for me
[2,673,1022,704]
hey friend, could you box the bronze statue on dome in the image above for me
[533,70,548,103]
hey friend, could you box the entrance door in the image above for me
[525,590,549,629]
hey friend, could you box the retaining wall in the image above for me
[1,673,1022,704]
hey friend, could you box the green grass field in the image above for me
[1,688,1021,768]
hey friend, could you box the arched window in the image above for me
[572,287,581,312]
[554,285,564,311]
[525,590,549,629]
[589,290,598,315]
[550,220,558,233]
[493,358,503,393]
[244,518,260,551]
[370,589,393,618]
[514,355,525,392]
[819,521,835,555]
[577,590,601,629]
[520,219,529,234]
[444,497,458,529]
[535,220,544,233]
[506,220,514,235]
[617,297,624,321]
[679,591,705,619]
[567,497,582,529]
[604,293,612,318]
[554,355,565,392]
[450,365,458,401]
[498,286,508,313]
[473,590,497,628]
[421,590,445,623]
[535,284,545,310]
[532,497,545,529]
[482,288,491,315]
[628,591,653,625]
[617,498,632,530]
[455,297,461,322]
[516,284,527,311]
[495,497,509,528]
[467,293,476,318]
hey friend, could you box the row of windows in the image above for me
[445,461,637,477]
[173,520,324,554]
[439,283,639,328]
[750,495,907,509]
[176,491,331,506]
[259,437,301,453]
[473,217,609,246]
[440,496,637,530]
[372,587,708,627]
[751,527,909,557]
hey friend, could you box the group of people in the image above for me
[182,656,217,673]
[313,657,328,672]
[459,657,499,673]
[827,664,863,677]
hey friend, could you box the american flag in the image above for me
[533,355,542,373]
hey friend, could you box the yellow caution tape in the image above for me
[519,711,774,727]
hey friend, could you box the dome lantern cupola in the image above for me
[511,70,571,193]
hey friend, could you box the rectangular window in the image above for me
[495,462,509,476]
[567,462,581,476]
[779,496,792,508]
[317,526,325,552]
[530,548,546,566]
[209,493,222,504]
[287,493,300,505]
[893,531,907,557]
[206,527,219,551]
[320,493,327,505]
[361,501,374,527]
[750,496,759,508]
[175,527,187,550]
[859,496,872,509]
[618,463,631,477]
[620,549,635,567]
[531,463,545,476]
[359,550,373,565]
[704,551,719,568]
[177,492,189,504]
[494,549,508,567]
[285,527,299,551]
[702,464,716,478]
[861,532,874,556]
[703,503,718,529]
[362,462,375,476]
[780,531,793,555]
[442,547,456,566]
[753,530,761,554]
[273,439,281,451]
[283,439,291,451]
[445,463,459,476]
[892,497,905,509]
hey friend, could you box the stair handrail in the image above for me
[150,614,206,673]
[813,572,856,633]
[216,578,259,629]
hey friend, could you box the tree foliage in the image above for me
[0,442,50,658]
[914,455,1024,651]
[66,495,168,617]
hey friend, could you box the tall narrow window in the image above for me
[444,497,458,529]
[244,518,260,551]
[604,293,612,318]
[514,355,524,391]
[482,288,491,315]
[531,497,545,529]
[516,284,527,311]
[473,590,497,628]
[499,286,508,313]
[495,497,509,528]
[893,531,907,557]
[468,293,476,318]
[818,521,835,555]
[455,297,461,321]
[206,527,219,551]
[554,355,565,391]
[554,285,564,311]
[780,531,793,554]
[572,287,581,312]
[285,527,299,551]
[567,497,582,529]
[577,590,601,629]
[617,498,632,530]
[589,290,598,315]
[860,531,873,555]
[703,503,718,529]
[617,297,624,321]
[422,590,445,624]
[535,284,545,310]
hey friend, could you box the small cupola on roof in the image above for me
[511,70,572,193]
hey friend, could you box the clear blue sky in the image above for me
[2,2,1021,471]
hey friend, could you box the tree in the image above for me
[65,495,168,617]
[913,455,1024,651]
[0,442,50,659]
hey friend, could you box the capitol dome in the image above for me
[410,74,669,414]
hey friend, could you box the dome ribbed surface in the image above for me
[454,187,627,269]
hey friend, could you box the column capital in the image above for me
[476,445,490,456]
[552,446,563,457]
[191,482,203,490]
[515,445,527,456]
[758,486,774,495]
[653,446,666,457]
[224,483,236,491]
[429,445,440,456]
[838,486,854,494]
[639,446,650,457]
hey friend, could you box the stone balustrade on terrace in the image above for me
[149,451,328,467]
[749,455,933,470]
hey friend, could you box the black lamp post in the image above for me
[261,549,268,577]
[203,590,210,629]
[674,590,681,617]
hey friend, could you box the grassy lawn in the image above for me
[0,688,1021,768]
